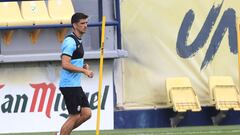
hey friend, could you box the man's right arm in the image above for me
[61,55,93,78]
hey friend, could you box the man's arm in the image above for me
[61,55,93,78]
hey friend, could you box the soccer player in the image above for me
[58,12,94,135]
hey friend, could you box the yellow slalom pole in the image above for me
[236,18,240,89]
[96,16,106,135]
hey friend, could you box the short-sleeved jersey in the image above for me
[59,33,84,87]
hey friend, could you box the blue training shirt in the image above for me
[59,35,84,87]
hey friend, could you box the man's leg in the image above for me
[60,114,79,135]
[73,107,92,129]
[60,108,91,135]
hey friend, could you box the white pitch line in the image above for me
[135,129,240,135]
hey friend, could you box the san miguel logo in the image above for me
[0,83,109,119]
[30,83,56,118]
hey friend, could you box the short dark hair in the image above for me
[71,12,88,24]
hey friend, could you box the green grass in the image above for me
[2,125,240,135]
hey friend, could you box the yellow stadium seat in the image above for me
[21,1,60,25]
[48,0,75,24]
[166,77,201,112]
[0,2,32,26]
[209,76,240,111]
[0,2,33,45]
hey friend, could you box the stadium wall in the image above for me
[114,108,240,128]
[114,0,240,128]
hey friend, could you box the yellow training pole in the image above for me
[236,18,240,89]
[96,16,106,135]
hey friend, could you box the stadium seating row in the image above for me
[0,0,74,26]
[166,76,240,127]
[0,0,74,44]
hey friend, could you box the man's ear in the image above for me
[73,23,77,29]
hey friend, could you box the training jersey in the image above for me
[59,33,84,87]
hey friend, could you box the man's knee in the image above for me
[84,110,92,120]
[81,109,92,120]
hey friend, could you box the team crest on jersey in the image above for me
[77,105,81,111]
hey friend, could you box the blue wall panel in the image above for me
[114,107,240,129]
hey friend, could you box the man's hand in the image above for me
[84,69,94,78]
[83,63,93,78]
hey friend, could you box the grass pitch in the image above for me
[1,125,240,135]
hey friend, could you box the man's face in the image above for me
[74,18,88,34]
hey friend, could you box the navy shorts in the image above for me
[60,87,90,115]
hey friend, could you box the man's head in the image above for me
[71,12,88,35]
